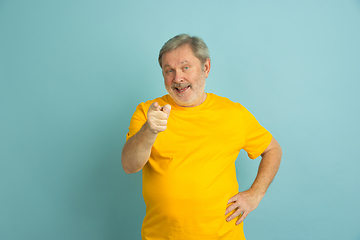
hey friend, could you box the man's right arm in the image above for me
[121,102,171,174]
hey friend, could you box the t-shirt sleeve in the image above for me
[242,107,273,159]
[126,102,148,142]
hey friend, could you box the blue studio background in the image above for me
[1,0,359,239]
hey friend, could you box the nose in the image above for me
[174,71,184,83]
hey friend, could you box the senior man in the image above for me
[121,34,282,240]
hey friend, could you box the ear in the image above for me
[203,58,211,78]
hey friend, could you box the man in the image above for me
[121,34,282,240]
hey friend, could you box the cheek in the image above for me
[164,79,172,88]
[163,76,170,83]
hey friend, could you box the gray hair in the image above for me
[158,34,210,68]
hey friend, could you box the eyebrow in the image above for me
[163,60,189,68]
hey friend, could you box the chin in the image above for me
[173,97,198,107]
[173,99,190,106]
[167,89,200,107]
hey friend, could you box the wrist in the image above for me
[141,122,158,145]
[248,185,266,199]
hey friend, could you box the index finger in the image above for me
[227,195,237,204]
[149,102,161,111]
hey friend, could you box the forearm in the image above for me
[121,122,157,174]
[250,139,282,197]
[225,139,282,225]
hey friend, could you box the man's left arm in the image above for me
[225,137,282,225]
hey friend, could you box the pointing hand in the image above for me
[146,102,171,134]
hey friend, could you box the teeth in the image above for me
[174,86,189,93]
[177,87,188,92]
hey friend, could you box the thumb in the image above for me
[161,104,171,114]
[150,102,161,111]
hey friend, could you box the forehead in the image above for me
[162,44,199,67]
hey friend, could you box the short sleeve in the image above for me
[126,102,148,141]
[242,107,273,159]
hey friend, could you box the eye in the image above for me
[184,66,189,70]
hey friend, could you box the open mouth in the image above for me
[175,86,190,93]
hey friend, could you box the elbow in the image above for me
[121,145,146,174]
[121,157,141,174]
[122,164,132,174]
[123,169,135,174]
[122,166,141,174]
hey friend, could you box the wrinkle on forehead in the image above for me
[163,60,189,69]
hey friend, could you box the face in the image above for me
[161,44,210,107]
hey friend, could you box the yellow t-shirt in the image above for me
[126,93,272,240]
